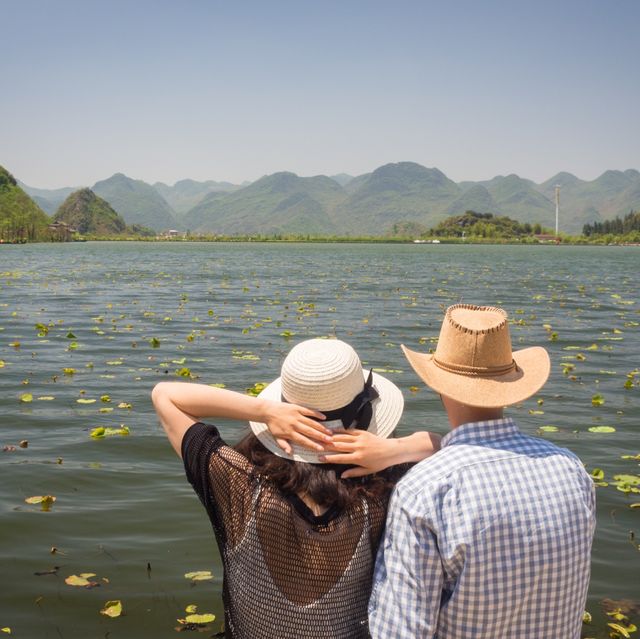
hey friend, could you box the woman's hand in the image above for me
[262,400,330,455]
[320,430,442,477]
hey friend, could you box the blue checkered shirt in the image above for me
[369,418,595,639]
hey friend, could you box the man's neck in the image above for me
[441,395,504,429]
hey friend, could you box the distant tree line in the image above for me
[429,211,548,239]
[0,168,51,242]
[583,210,640,236]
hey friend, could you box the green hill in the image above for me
[479,174,554,228]
[184,172,345,235]
[153,179,240,217]
[335,162,460,233]
[0,166,51,242]
[431,210,539,238]
[18,182,77,214]
[53,188,127,235]
[446,184,497,216]
[14,163,640,238]
[93,173,178,231]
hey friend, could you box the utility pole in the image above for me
[555,184,561,236]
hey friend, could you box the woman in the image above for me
[152,338,439,638]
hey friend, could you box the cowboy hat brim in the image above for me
[401,344,550,408]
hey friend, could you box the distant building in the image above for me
[534,233,560,243]
[48,221,78,241]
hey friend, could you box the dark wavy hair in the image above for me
[234,432,405,511]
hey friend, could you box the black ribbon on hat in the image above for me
[282,369,380,431]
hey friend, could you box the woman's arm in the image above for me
[151,381,331,457]
[320,430,442,477]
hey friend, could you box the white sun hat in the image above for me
[249,338,404,463]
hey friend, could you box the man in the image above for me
[369,304,595,639]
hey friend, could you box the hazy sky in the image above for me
[2,0,638,188]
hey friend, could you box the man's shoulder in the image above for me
[395,427,585,496]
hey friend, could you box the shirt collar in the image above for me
[440,417,518,448]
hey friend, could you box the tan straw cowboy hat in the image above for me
[402,304,550,408]
[250,338,404,463]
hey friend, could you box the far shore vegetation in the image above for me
[2,166,639,246]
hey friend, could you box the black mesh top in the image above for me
[181,422,395,639]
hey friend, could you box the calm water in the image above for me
[0,242,638,637]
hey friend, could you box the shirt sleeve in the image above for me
[181,421,256,548]
[181,422,226,512]
[368,484,444,638]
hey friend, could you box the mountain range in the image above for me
[19,163,640,235]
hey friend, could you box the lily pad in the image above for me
[246,382,267,397]
[184,613,215,624]
[25,495,56,511]
[184,570,213,581]
[587,426,616,433]
[90,426,130,438]
[65,574,99,588]
[100,600,122,618]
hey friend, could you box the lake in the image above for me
[0,241,638,638]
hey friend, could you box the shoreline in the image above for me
[1,237,639,246]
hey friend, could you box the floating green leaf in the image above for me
[539,425,559,432]
[25,495,56,511]
[90,425,130,438]
[65,574,98,588]
[100,600,122,618]
[149,337,161,348]
[77,398,96,404]
[587,426,616,433]
[246,382,267,397]
[591,394,605,406]
[184,613,215,624]
[63,367,76,375]
[590,468,605,480]
[19,393,33,403]
[184,570,213,581]
[607,622,632,638]
[612,474,640,486]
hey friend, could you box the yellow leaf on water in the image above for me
[184,613,215,624]
[25,495,56,510]
[20,393,33,403]
[1,628,11,634]
[184,570,213,581]
[37,396,55,401]
[65,574,91,587]
[77,398,96,404]
[100,600,122,618]
[607,623,631,638]
[185,604,198,613]
[90,426,130,438]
